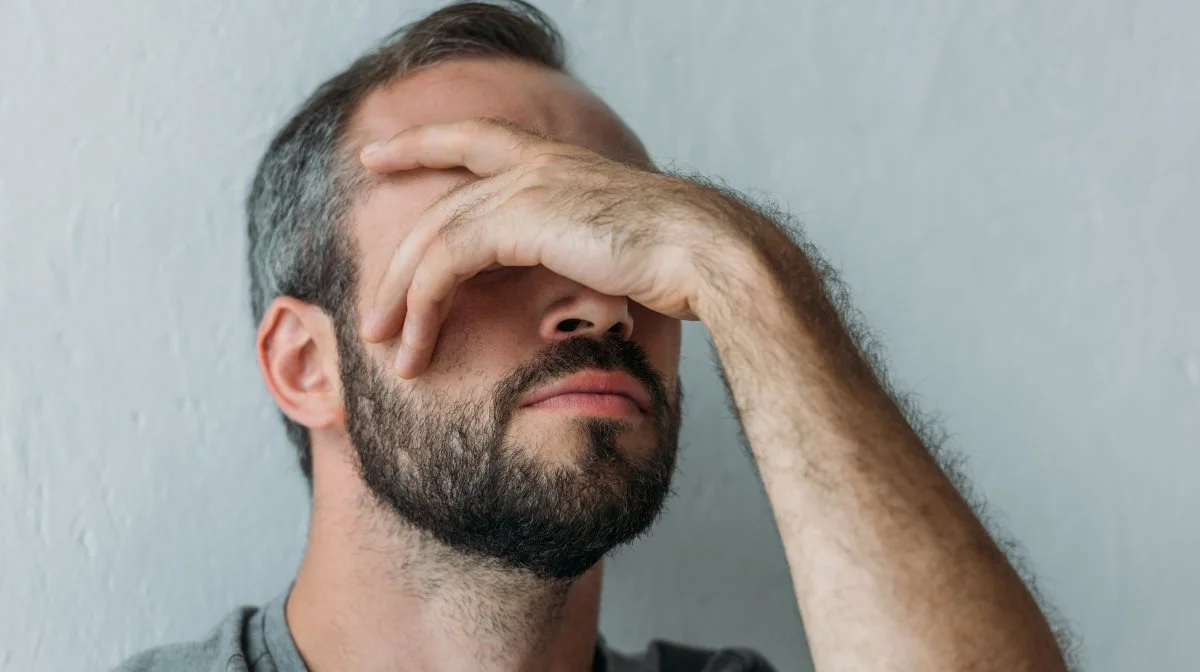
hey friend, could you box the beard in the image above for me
[334,317,681,580]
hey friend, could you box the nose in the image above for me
[539,286,634,343]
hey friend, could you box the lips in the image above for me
[518,370,652,413]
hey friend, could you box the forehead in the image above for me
[349,57,647,164]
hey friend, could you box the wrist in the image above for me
[691,240,779,327]
[686,199,795,329]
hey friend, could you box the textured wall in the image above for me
[2,1,1198,670]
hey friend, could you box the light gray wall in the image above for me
[2,1,1197,670]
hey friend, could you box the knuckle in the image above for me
[513,163,546,190]
[440,212,487,255]
[528,151,560,170]
[474,116,519,139]
[511,183,552,206]
[516,153,571,189]
[469,117,495,134]
[441,195,481,236]
[440,212,471,246]
[407,276,433,304]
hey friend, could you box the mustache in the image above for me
[489,335,671,423]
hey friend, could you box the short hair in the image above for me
[245,1,567,485]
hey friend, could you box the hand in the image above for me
[357,118,749,378]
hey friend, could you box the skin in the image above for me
[257,57,1068,671]
[259,59,677,672]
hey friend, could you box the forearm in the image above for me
[695,217,1067,670]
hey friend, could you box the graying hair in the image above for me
[245,1,566,485]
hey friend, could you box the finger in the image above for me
[359,118,551,177]
[361,171,523,342]
[360,219,440,343]
[394,285,457,379]
[393,201,546,378]
[393,235,500,379]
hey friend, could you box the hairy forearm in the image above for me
[693,212,1067,670]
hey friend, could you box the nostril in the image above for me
[607,323,624,335]
[558,318,587,332]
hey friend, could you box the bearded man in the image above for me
[115,2,1071,671]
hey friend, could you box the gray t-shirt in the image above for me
[112,587,775,672]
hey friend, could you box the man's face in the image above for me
[334,58,684,579]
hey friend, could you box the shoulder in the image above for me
[110,605,270,672]
[605,638,777,672]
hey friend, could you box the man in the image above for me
[116,1,1073,670]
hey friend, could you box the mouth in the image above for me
[522,392,644,418]
[519,370,651,418]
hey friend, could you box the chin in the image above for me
[512,414,659,468]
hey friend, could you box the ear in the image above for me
[256,296,344,433]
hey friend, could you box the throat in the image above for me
[287,488,603,672]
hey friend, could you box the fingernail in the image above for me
[362,140,386,156]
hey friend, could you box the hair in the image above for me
[245,1,567,485]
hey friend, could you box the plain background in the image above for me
[2,1,1198,670]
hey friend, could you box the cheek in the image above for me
[632,306,682,368]
[427,290,525,378]
[349,170,476,318]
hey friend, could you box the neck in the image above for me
[286,449,603,672]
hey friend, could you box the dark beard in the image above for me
[335,318,681,580]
